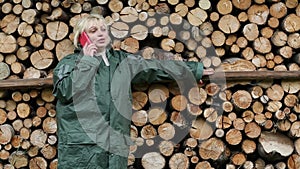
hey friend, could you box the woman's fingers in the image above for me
[203,68,215,75]
[83,43,97,56]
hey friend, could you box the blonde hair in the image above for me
[73,14,107,48]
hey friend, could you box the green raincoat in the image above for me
[52,48,204,169]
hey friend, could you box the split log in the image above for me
[258,131,294,162]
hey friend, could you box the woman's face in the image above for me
[85,19,110,49]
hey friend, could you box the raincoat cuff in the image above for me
[195,62,204,80]
[81,55,100,66]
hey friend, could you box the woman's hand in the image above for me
[82,43,97,56]
[203,68,214,75]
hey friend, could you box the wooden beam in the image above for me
[0,71,299,89]
[203,71,300,81]
[0,78,53,89]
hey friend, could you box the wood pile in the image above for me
[0,0,299,169]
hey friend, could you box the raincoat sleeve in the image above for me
[130,57,204,84]
[52,54,100,103]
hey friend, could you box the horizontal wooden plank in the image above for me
[0,71,299,89]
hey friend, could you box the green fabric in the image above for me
[52,48,204,169]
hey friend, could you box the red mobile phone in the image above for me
[79,31,91,47]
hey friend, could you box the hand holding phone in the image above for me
[79,31,91,47]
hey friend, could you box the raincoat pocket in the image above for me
[58,132,108,169]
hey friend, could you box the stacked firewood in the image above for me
[0,0,300,168]
[0,88,57,168]
[129,79,300,169]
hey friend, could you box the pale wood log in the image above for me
[11,135,22,148]
[131,24,148,41]
[205,82,220,96]
[148,84,169,104]
[221,60,256,71]
[243,23,259,41]
[121,37,139,53]
[190,118,213,140]
[288,33,300,49]
[261,27,273,39]
[217,0,232,15]
[253,37,272,54]
[242,139,256,154]
[284,94,298,107]
[27,146,39,158]
[169,153,189,169]
[290,121,300,138]
[0,149,10,160]
[2,3,13,14]
[5,54,17,65]
[218,14,240,34]
[0,108,7,124]
[0,62,10,80]
[232,90,252,110]
[203,107,218,123]
[0,32,18,54]
[158,123,175,140]
[199,137,227,161]
[29,33,43,48]
[187,7,207,26]
[132,110,147,127]
[266,84,284,101]
[41,144,56,160]
[16,46,31,61]
[279,46,293,59]
[18,22,34,37]
[49,159,58,169]
[29,156,47,169]
[272,30,287,47]
[110,22,128,37]
[42,117,57,134]
[41,88,55,102]
[0,14,20,34]
[9,151,28,168]
[232,0,251,10]
[132,91,148,111]
[142,152,165,169]
[171,95,187,111]
[7,111,17,121]
[252,101,264,114]
[226,128,242,145]
[258,131,294,161]
[11,62,25,75]
[16,103,30,118]
[12,119,23,132]
[46,8,69,22]
[245,122,261,138]
[216,115,232,130]
[282,14,300,33]
[211,30,225,47]
[20,127,30,140]
[159,140,174,157]
[47,135,57,145]
[269,2,287,19]
[30,129,47,148]
[141,124,157,139]
[148,107,167,125]
[277,119,291,132]
[170,111,186,128]
[23,67,42,79]
[188,87,206,106]
[30,49,54,70]
[0,124,14,145]
[248,4,269,25]
[231,152,246,166]
[250,86,263,99]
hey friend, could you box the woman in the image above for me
[53,14,214,169]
